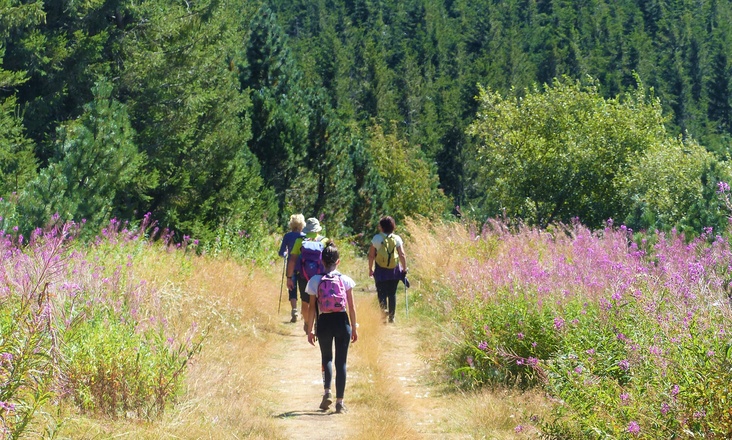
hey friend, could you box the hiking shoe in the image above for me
[319,393,332,410]
[290,309,298,323]
[335,402,347,414]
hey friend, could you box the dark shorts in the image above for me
[297,275,309,303]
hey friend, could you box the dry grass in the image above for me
[48,228,551,439]
[53,250,285,439]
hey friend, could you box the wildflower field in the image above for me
[0,217,204,438]
[407,218,732,439]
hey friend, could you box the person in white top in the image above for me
[305,241,358,414]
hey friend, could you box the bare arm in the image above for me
[306,292,318,346]
[346,288,358,342]
[368,245,376,277]
[286,253,297,290]
[397,245,407,272]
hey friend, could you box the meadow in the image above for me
[4,212,732,438]
[406,216,732,439]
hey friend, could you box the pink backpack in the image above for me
[317,273,347,313]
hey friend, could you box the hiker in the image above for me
[286,217,329,332]
[305,241,358,414]
[368,216,407,323]
[279,214,306,322]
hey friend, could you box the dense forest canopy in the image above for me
[2,0,732,247]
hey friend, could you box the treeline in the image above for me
[2,0,732,248]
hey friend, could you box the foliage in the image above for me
[0,219,202,436]
[0,96,36,196]
[620,135,730,232]
[467,76,670,229]
[16,80,141,234]
[410,218,732,438]
[367,122,450,224]
[5,0,732,246]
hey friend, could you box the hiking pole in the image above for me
[405,280,409,319]
[278,248,288,314]
[404,260,410,320]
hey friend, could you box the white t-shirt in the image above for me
[371,233,403,250]
[306,271,356,298]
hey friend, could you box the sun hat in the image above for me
[303,217,322,233]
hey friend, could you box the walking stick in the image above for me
[405,279,409,319]
[278,248,288,313]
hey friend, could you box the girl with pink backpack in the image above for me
[304,241,358,414]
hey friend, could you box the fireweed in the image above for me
[0,217,201,437]
[415,219,732,438]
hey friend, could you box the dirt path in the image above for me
[267,284,471,439]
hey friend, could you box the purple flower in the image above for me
[517,332,525,340]
[661,402,671,415]
[618,359,630,371]
[514,425,524,433]
[671,384,680,397]
[477,341,488,351]
[466,356,474,368]
[718,181,730,193]
[574,366,583,374]
[627,421,640,435]
[620,393,630,403]
[553,317,565,330]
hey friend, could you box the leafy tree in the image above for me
[466,76,667,228]
[619,135,721,231]
[367,122,449,223]
[301,88,355,236]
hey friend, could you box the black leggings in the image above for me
[376,279,400,321]
[316,312,352,398]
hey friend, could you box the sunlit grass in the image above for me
[52,249,284,439]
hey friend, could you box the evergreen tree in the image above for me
[0,96,37,196]
[17,80,141,231]
[120,0,273,239]
[240,5,307,217]
[707,46,732,134]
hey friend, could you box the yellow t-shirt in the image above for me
[290,232,327,256]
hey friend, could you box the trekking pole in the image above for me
[404,259,409,320]
[405,280,409,319]
[278,248,288,314]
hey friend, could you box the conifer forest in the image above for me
[4,0,732,244]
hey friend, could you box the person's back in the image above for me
[287,218,328,331]
[305,241,358,413]
[280,214,306,322]
[368,216,408,323]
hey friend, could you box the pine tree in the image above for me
[17,80,141,231]
[240,5,308,217]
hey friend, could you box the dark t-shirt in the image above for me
[279,231,305,257]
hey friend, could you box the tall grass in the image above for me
[0,218,204,438]
[51,230,284,439]
[406,217,732,438]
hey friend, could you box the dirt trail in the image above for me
[267,286,471,439]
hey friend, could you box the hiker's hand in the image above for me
[351,328,358,343]
[287,277,294,290]
[369,268,374,277]
[307,332,317,345]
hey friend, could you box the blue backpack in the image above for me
[298,238,327,281]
